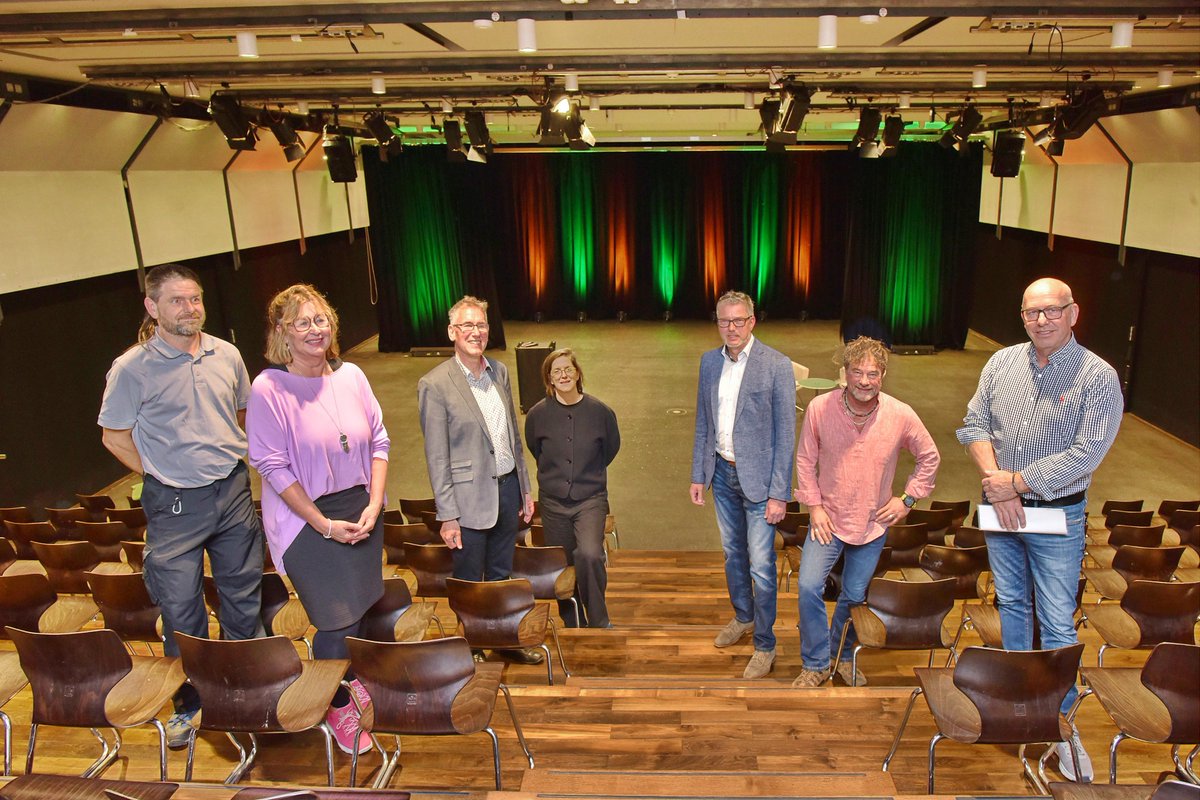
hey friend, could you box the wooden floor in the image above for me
[1,547,1193,798]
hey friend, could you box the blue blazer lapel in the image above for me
[733,345,760,420]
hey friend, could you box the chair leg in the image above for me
[548,620,570,679]
[1098,643,1108,667]
[374,736,402,789]
[882,687,922,771]
[223,731,257,785]
[1183,744,1200,784]
[83,727,121,779]
[302,636,314,660]
[851,645,863,686]
[1110,732,1128,784]
[928,731,944,793]
[540,643,554,685]
[567,597,582,628]
[830,619,852,680]
[317,723,335,786]
[0,709,9,777]
[24,723,37,776]
[185,730,197,781]
[1030,743,1054,795]
[1066,686,1093,724]
[148,718,168,782]
[500,682,535,769]
[432,614,446,637]
[485,725,503,790]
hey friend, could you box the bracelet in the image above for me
[323,519,333,540]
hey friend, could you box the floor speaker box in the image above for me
[516,341,555,413]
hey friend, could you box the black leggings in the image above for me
[314,619,362,708]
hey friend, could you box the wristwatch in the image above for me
[900,492,917,509]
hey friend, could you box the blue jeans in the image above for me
[984,497,1087,714]
[797,532,886,671]
[711,458,778,651]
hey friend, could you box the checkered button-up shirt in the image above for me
[956,336,1123,500]
[456,356,516,476]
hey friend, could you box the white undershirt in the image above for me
[715,335,755,461]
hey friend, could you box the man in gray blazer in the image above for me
[690,290,796,679]
[418,295,540,663]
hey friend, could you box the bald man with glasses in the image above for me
[957,277,1123,784]
[690,290,795,679]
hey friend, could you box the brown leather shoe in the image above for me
[496,647,545,665]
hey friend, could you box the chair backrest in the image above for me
[885,522,927,567]
[1101,499,1144,515]
[359,577,418,643]
[1140,642,1200,744]
[512,545,569,599]
[776,511,810,539]
[917,545,989,599]
[85,570,161,642]
[929,500,971,529]
[864,577,957,649]
[346,636,477,735]
[527,523,546,547]
[1157,500,1199,520]
[45,506,90,535]
[0,507,33,523]
[259,572,293,636]
[32,540,101,594]
[398,497,438,525]
[76,521,128,561]
[1108,523,1166,549]
[403,543,454,597]
[121,540,145,570]
[0,573,58,634]
[381,508,406,526]
[1168,508,1200,538]
[105,507,147,537]
[4,520,59,559]
[0,538,16,573]
[791,361,811,383]
[447,578,535,647]
[7,626,131,727]
[953,644,1085,744]
[75,493,116,520]
[418,510,442,534]
[905,508,955,538]
[1119,580,1200,648]
[175,633,301,732]
[952,526,988,549]
[383,522,438,565]
[1111,545,1184,584]
[1105,508,1153,530]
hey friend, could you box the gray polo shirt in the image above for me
[98,331,251,488]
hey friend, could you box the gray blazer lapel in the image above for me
[733,345,759,420]
[448,360,495,448]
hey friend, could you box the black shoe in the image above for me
[496,647,545,665]
[471,648,487,663]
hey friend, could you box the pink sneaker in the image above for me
[326,703,371,755]
[348,678,372,712]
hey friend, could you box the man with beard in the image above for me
[99,263,264,746]
[792,336,939,687]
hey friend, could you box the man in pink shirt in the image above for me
[792,336,940,687]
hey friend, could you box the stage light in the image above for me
[879,114,905,156]
[937,104,982,151]
[208,94,257,150]
[364,110,402,159]
[444,119,468,162]
[972,68,987,89]
[260,109,304,162]
[817,15,837,49]
[991,130,1026,178]
[517,18,537,53]
[371,75,386,95]
[538,107,567,144]
[1158,68,1174,87]
[464,110,492,162]
[766,81,811,145]
[564,105,597,149]
[552,94,572,115]
[322,125,357,183]
[236,31,259,58]
[850,106,882,150]
[1111,20,1134,49]
[1054,85,1107,140]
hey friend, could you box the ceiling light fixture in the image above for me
[441,99,454,114]
[371,76,386,95]
[297,100,309,115]
[1110,20,1134,49]
[517,18,537,53]
[972,68,988,89]
[182,77,200,99]
[589,96,601,112]
[859,14,880,24]
[564,72,579,93]
[743,91,755,110]
[473,18,494,29]
[236,31,259,58]
[1158,68,1174,87]
[817,15,838,50]
[898,93,911,109]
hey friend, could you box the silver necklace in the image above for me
[292,363,350,454]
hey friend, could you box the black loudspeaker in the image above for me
[991,131,1026,178]
[515,341,555,414]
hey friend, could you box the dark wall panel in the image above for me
[0,231,378,509]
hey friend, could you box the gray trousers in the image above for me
[142,462,265,710]
[539,491,610,628]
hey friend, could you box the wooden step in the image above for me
[520,767,897,797]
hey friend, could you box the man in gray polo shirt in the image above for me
[99,263,264,746]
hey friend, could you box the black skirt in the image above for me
[282,485,384,630]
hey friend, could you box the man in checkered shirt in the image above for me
[957,277,1123,784]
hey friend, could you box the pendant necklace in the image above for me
[297,364,351,454]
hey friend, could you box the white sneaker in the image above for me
[1055,726,1094,783]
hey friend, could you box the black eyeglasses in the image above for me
[716,317,751,329]
[1020,303,1074,322]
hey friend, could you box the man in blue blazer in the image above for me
[690,290,796,679]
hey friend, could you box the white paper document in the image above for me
[977,504,1069,535]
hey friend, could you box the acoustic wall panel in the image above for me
[999,161,1055,233]
[1052,163,1128,245]
[1126,162,1200,257]
[295,144,353,237]
[225,132,317,250]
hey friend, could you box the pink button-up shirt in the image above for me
[794,390,940,545]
